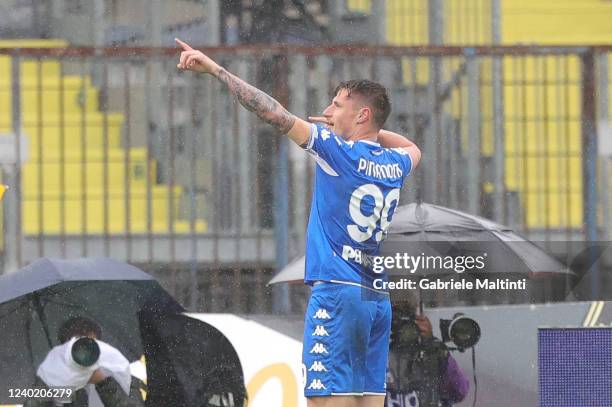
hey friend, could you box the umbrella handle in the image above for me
[32,293,54,348]
[418,286,424,315]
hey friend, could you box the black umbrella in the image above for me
[268,202,573,284]
[139,311,246,407]
[0,257,184,398]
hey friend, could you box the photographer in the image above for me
[386,300,469,407]
[25,317,144,407]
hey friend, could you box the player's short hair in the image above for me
[57,316,102,344]
[333,79,391,129]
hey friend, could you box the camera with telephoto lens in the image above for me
[390,311,480,405]
[71,337,100,367]
[391,312,481,352]
[51,338,100,405]
[439,313,481,351]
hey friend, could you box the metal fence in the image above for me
[0,44,611,313]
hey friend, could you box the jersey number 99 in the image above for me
[347,184,400,243]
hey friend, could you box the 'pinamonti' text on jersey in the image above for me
[302,124,413,288]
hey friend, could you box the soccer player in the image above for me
[176,38,421,407]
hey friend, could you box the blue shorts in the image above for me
[302,282,391,397]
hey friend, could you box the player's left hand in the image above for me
[415,315,433,339]
[175,38,220,75]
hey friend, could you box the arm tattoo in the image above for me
[217,68,296,133]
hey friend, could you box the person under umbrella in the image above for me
[0,257,184,403]
[0,257,247,407]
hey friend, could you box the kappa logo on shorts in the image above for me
[308,361,328,372]
[307,379,327,390]
[312,325,330,336]
[309,343,328,354]
[313,308,331,319]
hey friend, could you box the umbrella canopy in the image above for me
[0,257,184,397]
[268,202,573,284]
[268,256,305,285]
[381,203,572,277]
[389,202,508,234]
[139,311,246,407]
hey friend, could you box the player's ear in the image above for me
[356,107,369,124]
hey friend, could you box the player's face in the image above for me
[322,89,362,139]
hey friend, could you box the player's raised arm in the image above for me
[175,38,311,146]
[378,129,421,169]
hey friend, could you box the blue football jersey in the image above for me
[302,123,413,288]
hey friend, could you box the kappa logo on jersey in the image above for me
[321,128,331,141]
[308,361,328,372]
[313,308,331,319]
[309,343,328,354]
[307,379,327,390]
[312,325,330,336]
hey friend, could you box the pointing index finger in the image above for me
[175,38,194,51]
